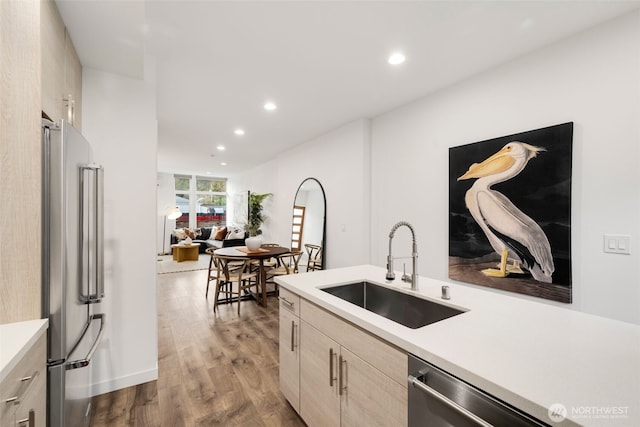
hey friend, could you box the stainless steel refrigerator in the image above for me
[42,119,105,427]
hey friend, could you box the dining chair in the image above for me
[205,248,221,298]
[250,243,280,272]
[205,248,242,298]
[304,244,323,272]
[212,255,258,314]
[266,251,303,282]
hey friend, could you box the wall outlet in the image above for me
[603,234,631,255]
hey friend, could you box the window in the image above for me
[196,177,226,227]
[174,175,227,229]
[174,175,191,228]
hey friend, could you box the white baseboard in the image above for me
[90,367,158,397]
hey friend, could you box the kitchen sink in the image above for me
[321,281,464,329]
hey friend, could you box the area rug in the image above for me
[157,254,210,274]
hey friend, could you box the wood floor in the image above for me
[89,268,306,426]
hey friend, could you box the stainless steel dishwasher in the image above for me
[408,354,549,426]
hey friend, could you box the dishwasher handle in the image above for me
[408,373,493,427]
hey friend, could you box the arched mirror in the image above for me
[291,178,326,271]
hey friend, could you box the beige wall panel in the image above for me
[40,0,65,123]
[0,0,42,323]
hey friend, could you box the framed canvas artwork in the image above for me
[449,122,573,303]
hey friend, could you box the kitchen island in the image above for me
[276,265,640,426]
[0,319,48,427]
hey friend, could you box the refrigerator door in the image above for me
[49,313,105,427]
[43,119,94,362]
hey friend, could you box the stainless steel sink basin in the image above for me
[321,281,464,329]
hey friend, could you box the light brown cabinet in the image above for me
[41,0,82,130]
[63,30,82,129]
[278,288,300,412]
[279,289,408,427]
[0,333,47,427]
[338,346,406,427]
[299,320,340,426]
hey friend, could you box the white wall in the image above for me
[231,12,639,325]
[227,159,278,241]
[82,58,159,394]
[230,119,372,269]
[371,11,640,324]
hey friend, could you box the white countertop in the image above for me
[0,319,48,382]
[276,265,640,426]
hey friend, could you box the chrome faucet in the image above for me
[385,221,418,291]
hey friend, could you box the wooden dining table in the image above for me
[213,245,289,307]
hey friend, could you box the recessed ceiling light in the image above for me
[220,162,227,166]
[217,145,225,151]
[264,102,277,111]
[388,52,406,65]
[234,128,245,136]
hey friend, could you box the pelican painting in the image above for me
[448,122,573,303]
[458,142,554,282]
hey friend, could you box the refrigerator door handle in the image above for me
[79,164,104,303]
[66,313,105,370]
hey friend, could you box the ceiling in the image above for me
[56,1,640,177]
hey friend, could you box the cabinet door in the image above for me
[300,320,340,427]
[340,347,407,427]
[279,307,300,412]
[64,30,82,130]
[41,0,65,122]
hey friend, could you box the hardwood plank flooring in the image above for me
[90,269,305,426]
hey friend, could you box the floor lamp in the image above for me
[162,207,182,256]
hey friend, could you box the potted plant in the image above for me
[245,192,272,250]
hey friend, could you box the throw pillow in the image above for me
[213,227,227,240]
[184,228,196,239]
[226,229,244,240]
[173,228,187,240]
[200,227,212,240]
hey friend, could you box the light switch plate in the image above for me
[603,234,631,255]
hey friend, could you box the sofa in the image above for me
[171,226,247,254]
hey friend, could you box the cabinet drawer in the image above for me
[300,299,407,385]
[279,287,300,317]
[14,368,46,427]
[1,333,46,424]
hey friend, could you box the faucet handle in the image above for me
[401,264,411,283]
